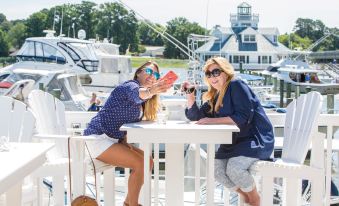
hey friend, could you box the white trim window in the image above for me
[243,34,256,43]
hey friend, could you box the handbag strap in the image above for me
[68,137,98,202]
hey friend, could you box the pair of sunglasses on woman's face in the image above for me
[144,67,160,80]
[205,68,223,78]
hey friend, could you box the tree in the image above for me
[95,2,139,53]
[0,29,10,56]
[164,17,207,59]
[74,1,97,39]
[138,20,164,46]
[26,11,49,37]
[8,23,27,49]
[0,13,6,24]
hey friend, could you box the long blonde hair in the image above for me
[202,57,235,113]
[133,61,160,121]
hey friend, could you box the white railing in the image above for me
[64,111,339,205]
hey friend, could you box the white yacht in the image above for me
[276,65,339,94]
[0,33,132,109]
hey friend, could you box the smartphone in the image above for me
[159,71,178,85]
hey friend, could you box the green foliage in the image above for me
[74,1,97,39]
[95,2,139,53]
[278,33,312,50]
[7,23,27,49]
[0,13,6,24]
[0,29,10,56]
[26,11,48,37]
[138,45,146,53]
[138,20,164,46]
[131,57,188,68]
[164,17,207,59]
[277,18,339,52]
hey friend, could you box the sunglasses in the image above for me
[205,68,223,78]
[144,67,160,80]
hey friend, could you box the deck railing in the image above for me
[65,111,339,205]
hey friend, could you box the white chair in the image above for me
[0,96,37,205]
[250,91,325,206]
[28,90,116,206]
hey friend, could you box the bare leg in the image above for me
[246,186,260,206]
[96,143,145,206]
[124,144,153,205]
[236,188,250,203]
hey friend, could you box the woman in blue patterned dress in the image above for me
[84,61,170,206]
[184,57,274,206]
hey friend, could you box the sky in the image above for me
[1,0,338,34]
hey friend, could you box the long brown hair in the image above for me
[133,61,160,121]
[202,57,235,113]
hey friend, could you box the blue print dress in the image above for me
[84,80,145,139]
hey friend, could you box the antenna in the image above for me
[52,8,57,31]
[59,7,64,36]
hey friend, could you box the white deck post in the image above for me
[206,144,215,205]
[165,143,184,206]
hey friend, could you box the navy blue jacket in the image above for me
[185,79,274,160]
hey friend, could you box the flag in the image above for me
[54,15,60,23]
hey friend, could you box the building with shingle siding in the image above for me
[196,2,292,70]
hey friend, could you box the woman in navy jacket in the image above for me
[185,57,274,206]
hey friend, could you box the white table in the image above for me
[121,120,239,206]
[0,143,54,205]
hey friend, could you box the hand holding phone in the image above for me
[159,71,178,85]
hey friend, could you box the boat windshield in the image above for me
[58,42,99,72]
[17,41,66,64]
[1,73,42,84]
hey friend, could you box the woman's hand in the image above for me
[149,79,171,95]
[181,81,196,108]
[196,117,216,125]
[196,117,236,125]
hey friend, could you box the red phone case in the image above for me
[160,71,178,85]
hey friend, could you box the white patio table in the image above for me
[0,143,54,206]
[121,120,239,206]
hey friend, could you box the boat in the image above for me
[0,31,132,109]
[262,58,312,75]
[276,65,339,94]
[0,68,96,110]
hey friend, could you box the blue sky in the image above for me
[1,0,338,34]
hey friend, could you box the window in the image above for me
[247,56,249,64]
[43,44,66,64]
[229,55,232,63]
[273,35,277,43]
[262,56,268,64]
[240,56,245,63]
[269,56,272,64]
[233,56,239,63]
[243,35,256,42]
[258,56,261,63]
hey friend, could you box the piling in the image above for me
[327,94,334,114]
[279,79,284,107]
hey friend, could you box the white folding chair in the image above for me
[250,91,325,206]
[28,90,116,206]
[0,96,37,205]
